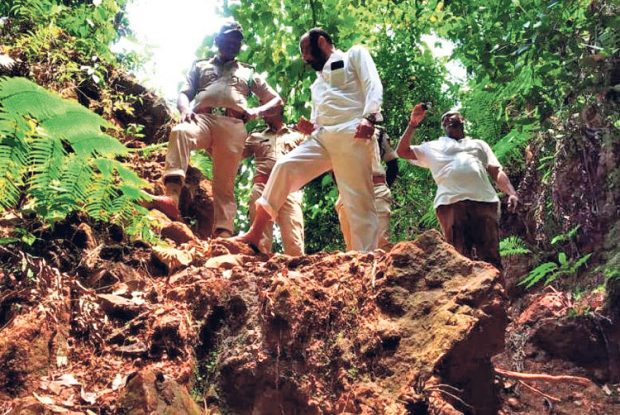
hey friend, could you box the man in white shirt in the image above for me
[335,127,398,250]
[236,27,382,252]
[396,104,519,269]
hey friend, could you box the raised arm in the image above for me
[396,103,427,160]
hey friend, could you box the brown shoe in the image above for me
[145,195,182,222]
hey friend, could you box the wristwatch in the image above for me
[363,112,384,125]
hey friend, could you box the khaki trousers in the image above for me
[435,200,502,270]
[164,114,247,235]
[336,184,392,250]
[249,182,304,256]
[257,130,378,252]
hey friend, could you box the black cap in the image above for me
[218,21,243,38]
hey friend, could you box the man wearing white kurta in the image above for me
[336,127,397,250]
[236,28,382,252]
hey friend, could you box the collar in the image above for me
[318,49,344,76]
[213,56,238,67]
[440,135,469,143]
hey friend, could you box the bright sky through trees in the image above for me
[115,0,465,105]
[113,0,225,101]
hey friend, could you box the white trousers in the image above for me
[257,129,378,252]
[336,184,392,250]
[163,114,247,235]
[249,182,304,256]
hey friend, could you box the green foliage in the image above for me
[500,236,531,257]
[190,150,213,180]
[228,0,455,249]
[519,251,592,289]
[0,77,153,239]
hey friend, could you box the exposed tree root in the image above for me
[495,367,595,387]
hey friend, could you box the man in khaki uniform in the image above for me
[150,22,282,237]
[244,107,306,256]
[336,127,398,250]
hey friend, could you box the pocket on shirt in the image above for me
[330,68,346,87]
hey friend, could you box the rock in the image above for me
[149,313,190,358]
[200,230,507,415]
[6,397,48,414]
[87,262,147,291]
[181,167,215,239]
[151,246,193,275]
[161,222,195,244]
[97,294,144,320]
[532,315,609,380]
[517,291,569,325]
[117,369,202,415]
[205,254,245,269]
[73,223,97,249]
[148,209,173,229]
[111,73,174,144]
[0,312,52,398]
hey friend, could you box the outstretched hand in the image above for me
[409,103,427,128]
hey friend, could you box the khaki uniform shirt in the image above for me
[244,126,306,177]
[180,57,278,113]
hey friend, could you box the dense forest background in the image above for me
[0,0,618,285]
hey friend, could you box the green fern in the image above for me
[499,236,531,257]
[0,77,152,240]
[519,252,593,289]
[191,149,214,180]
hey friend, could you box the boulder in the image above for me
[117,369,202,415]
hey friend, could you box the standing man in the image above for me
[336,127,398,250]
[149,21,282,238]
[243,105,306,256]
[396,104,519,269]
[236,28,383,252]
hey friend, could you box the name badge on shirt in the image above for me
[330,60,345,86]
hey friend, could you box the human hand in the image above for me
[354,118,375,139]
[296,116,315,135]
[507,194,519,213]
[181,110,197,123]
[409,103,428,128]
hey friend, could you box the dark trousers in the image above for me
[436,200,502,270]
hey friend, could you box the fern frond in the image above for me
[499,236,531,257]
[41,109,111,137]
[519,262,558,288]
[64,132,127,157]
[191,149,213,180]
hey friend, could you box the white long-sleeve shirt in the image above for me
[310,46,383,134]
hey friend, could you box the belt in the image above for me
[198,107,246,121]
[373,175,386,185]
[253,174,269,185]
